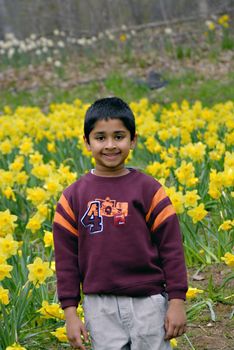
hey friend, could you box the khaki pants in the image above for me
[83,294,172,350]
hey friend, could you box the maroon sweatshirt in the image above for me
[53,169,188,309]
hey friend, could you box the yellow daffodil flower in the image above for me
[38,300,64,320]
[186,287,204,299]
[0,286,9,305]
[0,210,17,237]
[27,257,53,287]
[221,252,234,267]
[51,327,68,342]
[170,338,178,348]
[0,234,18,259]
[43,230,54,248]
[187,203,208,223]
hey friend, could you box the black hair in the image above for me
[84,97,136,143]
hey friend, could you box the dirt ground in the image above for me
[0,49,233,94]
[180,265,234,350]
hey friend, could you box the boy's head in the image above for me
[84,97,135,144]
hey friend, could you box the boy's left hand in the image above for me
[164,298,187,340]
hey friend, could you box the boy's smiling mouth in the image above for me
[102,151,121,156]
[102,152,121,159]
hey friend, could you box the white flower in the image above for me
[4,33,15,40]
[30,33,37,40]
[165,27,173,35]
[77,38,86,46]
[54,60,62,67]
[107,33,114,41]
[98,32,104,39]
[57,40,65,48]
[7,48,15,58]
[91,36,97,43]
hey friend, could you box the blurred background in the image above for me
[0,0,233,109]
[0,0,233,38]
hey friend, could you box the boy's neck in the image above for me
[91,167,130,177]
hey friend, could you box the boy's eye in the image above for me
[115,134,124,140]
[95,136,105,141]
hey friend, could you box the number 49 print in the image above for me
[81,201,103,234]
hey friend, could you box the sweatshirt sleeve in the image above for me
[146,185,188,300]
[53,193,81,309]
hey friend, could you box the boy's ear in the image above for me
[83,135,91,151]
[130,134,138,149]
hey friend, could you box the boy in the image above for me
[53,97,188,350]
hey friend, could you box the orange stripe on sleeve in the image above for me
[146,187,168,222]
[151,204,175,232]
[59,194,76,222]
[54,212,78,236]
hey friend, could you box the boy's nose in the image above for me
[105,138,116,149]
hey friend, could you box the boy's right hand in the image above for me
[64,306,89,349]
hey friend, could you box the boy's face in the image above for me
[84,118,137,176]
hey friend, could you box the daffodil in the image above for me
[187,203,208,223]
[218,14,230,27]
[144,136,162,153]
[14,171,29,185]
[175,161,198,187]
[51,327,68,342]
[180,142,206,162]
[0,234,18,259]
[0,170,14,188]
[218,220,234,231]
[31,163,51,180]
[2,187,16,201]
[47,141,56,152]
[0,210,17,237]
[9,155,25,173]
[0,286,9,305]
[0,139,13,154]
[29,151,44,165]
[43,230,54,248]
[0,256,13,280]
[170,338,178,348]
[27,257,53,287]
[119,33,127,42]
[184,190,200,208]
[44,176,62,196]
[221,253,234,267]
[37,204,49,219]
[206,20,215,31]
[19,137,34,155]
[168,190,184,214]
[26,187,48,206]
[50,261,56,272]
[38,301,64,320]
[26,214,43,234]
[186,287,204,299]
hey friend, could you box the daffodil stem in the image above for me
[183,333,196,350]
[224,294,234,300]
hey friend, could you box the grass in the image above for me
[1,68,234,112]
[157,71,234,106]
